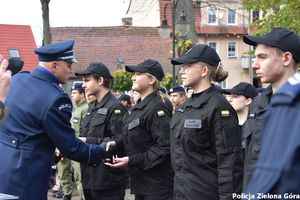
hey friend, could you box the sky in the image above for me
[0,0,131,45]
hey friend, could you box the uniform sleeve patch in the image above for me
[114,109,121,115]
[58,103,72,111]
[221,109,230,117]
[157,110,165,117]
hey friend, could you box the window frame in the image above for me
[208,41,219,54]
[8,48,21,58]
[227,41,237,58]
[227,9,237,25]
[208,8,218,25]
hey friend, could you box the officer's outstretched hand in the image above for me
[0,55,11,103]
[104,156,128,168]
[106,141,116,151]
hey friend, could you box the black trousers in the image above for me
[83,188,125,200]
[135,193,173,200]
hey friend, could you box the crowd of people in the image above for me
[0,27,300,200]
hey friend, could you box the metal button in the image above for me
[12,140,16,144]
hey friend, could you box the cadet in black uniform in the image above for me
[170,44,243,200]
[105,59,174,200]
[75,62,128,200]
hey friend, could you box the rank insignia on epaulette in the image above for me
[114,109,121,115]
[157,110,165,117]
[221,110,230,117]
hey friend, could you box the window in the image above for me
[228,42,237,58]
[228,9,236,25]
[208,42,218,53]
[8,49,20,58]
[252,10,259,22]
[208,8,217,24]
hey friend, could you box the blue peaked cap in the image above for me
[34,40,78,63]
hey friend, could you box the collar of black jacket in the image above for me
[95,91,113,110]
[183,85,217,109]
[132,92,159,110]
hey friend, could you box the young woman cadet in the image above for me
[170,44,243,200]
[105,59,174,200]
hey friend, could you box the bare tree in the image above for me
[40,0,52,45]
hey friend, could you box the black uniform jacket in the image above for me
[170,85,243,200]
[80,102,95,137]
[117,92,174,196]
[81,91,129,190]
[243,85,272,190]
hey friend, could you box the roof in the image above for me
[51,26,174,76]
[0,24,38,71]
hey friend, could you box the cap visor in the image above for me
[221,89,232,95]
[171,56,199,65]
[243,35,273,47]
[75,69,92,76]
[125,65,147,73]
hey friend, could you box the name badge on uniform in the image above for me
[73,117,79,123]
[97,108,107,115]
[128,118,140,130]
[184,119,202,129]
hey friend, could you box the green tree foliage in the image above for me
[112,69,133,92]
[242,0,300,34]
[161,73,173,90]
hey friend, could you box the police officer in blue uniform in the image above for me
[0,40,104,200]
[242,28,300,191]
[245,29,300,197]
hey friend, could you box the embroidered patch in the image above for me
[114,109,121,115]
[221,110,230,117]
[58,104,72,111]
[157,110,165,117]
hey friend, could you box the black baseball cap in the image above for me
[243,27,300,63]
[75,62,113,78]
[119,93,131,102]
[222,82,258,99]
[125,59,165,81]
[171,44,221,66]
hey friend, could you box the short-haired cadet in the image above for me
[0,40,104,199]
[243,28,300,197]
[242,28,300,191]
[75,62,128,200]
[168,85,186,112]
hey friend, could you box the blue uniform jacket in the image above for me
[246,73,300,197]
[0,67,103,200]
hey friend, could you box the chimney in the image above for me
[122,17,133,26]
